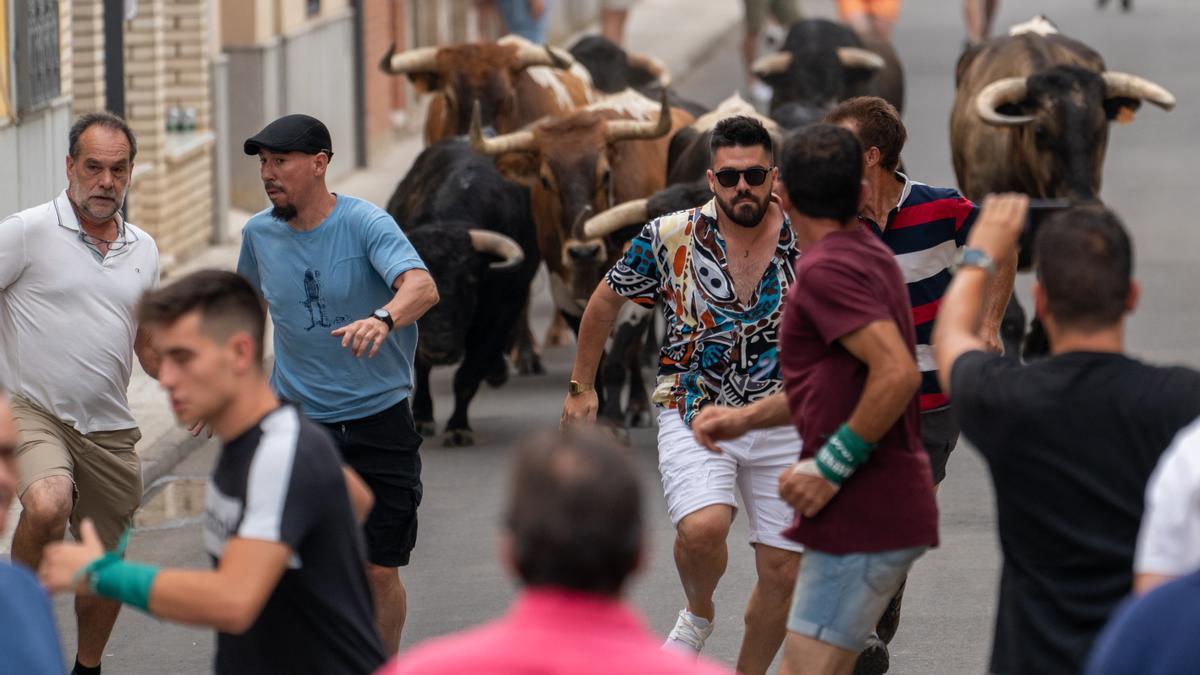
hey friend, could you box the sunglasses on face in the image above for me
[714,166,773,188]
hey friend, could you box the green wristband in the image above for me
[814,423,876,486]
[89,559,159,612]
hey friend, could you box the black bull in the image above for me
[387,139,538,446]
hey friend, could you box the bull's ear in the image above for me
[1104,96,1142,123]
[407,72,442,93]
[495,152,541,188]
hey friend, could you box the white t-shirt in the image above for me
[0,190,159,434]
[1135,416,1200,577]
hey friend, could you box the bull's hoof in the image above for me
[443,428,475,447]
[513,350,546,377]
[544,317,574,348]
[415,419,437,437]
[626,406,652,429]
[486,357,510,387]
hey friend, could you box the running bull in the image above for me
[380,35,594,144]
[387,139,536,446]
[751,18,905,121]
[951,16,1175,356]
[470,90,695,430]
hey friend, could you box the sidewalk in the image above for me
[1,0,744,554]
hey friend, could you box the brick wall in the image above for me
[124,0,216,271]
[363,0,405,152]
[71,0,105,113]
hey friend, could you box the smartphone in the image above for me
[1018,198,1072,268]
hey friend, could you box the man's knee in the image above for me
[676,506,733,553]
[19,476,73,536]
[757,545,802,593]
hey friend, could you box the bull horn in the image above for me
[468,229,525,270]
[499,34,573,70]
[975,77,1034,126]
[751,52,792,78]
[627,52,672,88]
[606,90,673,143]
[1102,72,1176,111]
[469,101,536,156]
[836,47,885,71]
[380,44,440,75]
[584,199,650,239]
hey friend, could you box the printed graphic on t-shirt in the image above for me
[299,268,347,331]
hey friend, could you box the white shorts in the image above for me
[657,409,804,552]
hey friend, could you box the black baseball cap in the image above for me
[243,114,334,159]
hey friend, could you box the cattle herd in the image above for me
[380,15,1174,447]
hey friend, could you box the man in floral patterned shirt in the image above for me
[562,116,802,675]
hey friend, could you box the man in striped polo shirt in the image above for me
[827,96,1016,486]
[825,96,1016,673]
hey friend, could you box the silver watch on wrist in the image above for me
[951,247,996,276]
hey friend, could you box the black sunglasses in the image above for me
[714,166,773,188]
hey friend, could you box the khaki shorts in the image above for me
[13,396,142,551]
[744,0,801,33]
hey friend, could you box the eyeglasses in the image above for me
[714,166,773,188]
[78,229,131,252]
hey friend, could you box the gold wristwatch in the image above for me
[568,380,595,395]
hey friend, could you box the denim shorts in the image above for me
[787,546,927,651]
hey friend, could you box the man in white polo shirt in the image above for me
[0,112,160,675]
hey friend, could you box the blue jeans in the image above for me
[496,0,549,43]
[787,546,927,651]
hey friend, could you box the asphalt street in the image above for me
[46,0,1200,673]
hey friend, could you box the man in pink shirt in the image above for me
[375,431,731,675]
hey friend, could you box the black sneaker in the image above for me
[877,579,906,644]
[853,634,890,675]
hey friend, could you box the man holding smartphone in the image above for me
[934,197,1200,674]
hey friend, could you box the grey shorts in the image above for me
[920,407,960,484]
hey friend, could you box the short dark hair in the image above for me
[69,112,138,163]
[710,115,773,165]
[1034,205,1133,330]
[506,430,642,596]
[137,270,267,362]
[780,124,863,222]
[824,96,906,172]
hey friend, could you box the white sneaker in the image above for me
[663,609,714,655]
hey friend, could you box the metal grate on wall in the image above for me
[15,0,61,115]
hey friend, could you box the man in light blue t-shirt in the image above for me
[236,114,439,654]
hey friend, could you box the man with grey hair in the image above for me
[0,112,160,675]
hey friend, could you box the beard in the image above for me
[272,204,299,221]
[716,190,770,229]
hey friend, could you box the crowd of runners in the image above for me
[2,3,1200,675]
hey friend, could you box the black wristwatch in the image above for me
[370,308,394,331]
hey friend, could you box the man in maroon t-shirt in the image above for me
[693,125,938,675]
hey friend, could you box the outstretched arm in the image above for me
[40,519,292,634]
[561,284,628,428]
[692,393,791,452]
[934,194,1028,395]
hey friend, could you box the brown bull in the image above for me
[950,18,1175,202]
[950,17,1175,358]
[471,90,694,431]
[470,90,694,311]
[380,35,594,145]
